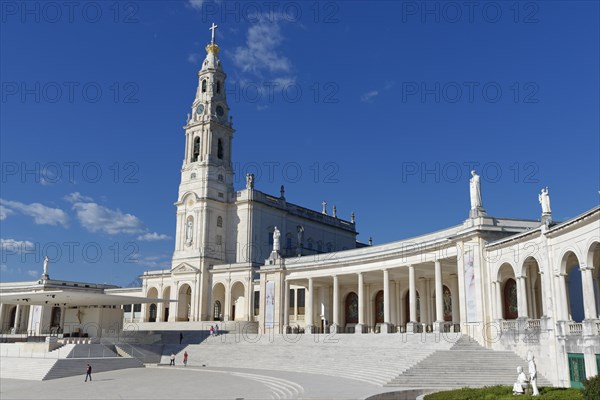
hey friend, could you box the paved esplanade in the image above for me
[0,366,405,399]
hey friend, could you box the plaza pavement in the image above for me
[0,365,420,400]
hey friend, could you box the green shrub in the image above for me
[424,386,583,400]
[582,375,600,400]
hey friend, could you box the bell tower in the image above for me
[172,23,235,269]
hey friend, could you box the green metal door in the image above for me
[568,353,586,389]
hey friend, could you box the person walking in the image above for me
[85,364,92,382]
[170,353,175,366]
[183,351,188,367]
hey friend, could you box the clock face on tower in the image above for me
[216,105,224,117]
[196,104,204,115]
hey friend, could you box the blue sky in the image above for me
[1,1,598,286]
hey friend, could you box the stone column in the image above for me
[0,303,5,332]
[13,305,21,333]
[434,260,444,331]
[331,275,340,333]
[494,281,503,319]
[449,274,459,326]
[407,265,418,333]
[306,278,315,333]
[517,276,528,318]
[526,274,535,318]
[580,264,598,320]
[558,273,569,320]
[355,272,365,334]
[284,280,290,329]
[129,304,135,323]
[382,269,391,333]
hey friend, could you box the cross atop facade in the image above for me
[209,23,218,44]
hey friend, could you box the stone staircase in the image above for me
[385,336,553,388]
[169,333,455,385]
[0,358,57,380]
[43,357,144,380]
[115,343,164,364]
[65,344,119,358]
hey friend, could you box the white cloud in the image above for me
[0,205,13,220]
[64,192,94,203]
[136,232,171,241]
[72,202,144,235]
[131,254,170,268]
[361,90,379,103]
[0,238,35,253]
[188,53,201,64]
[233,20,292,76]
[188,0,205,9]
[0,199,69,227]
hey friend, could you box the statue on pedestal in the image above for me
[538,187,551,214]
[185,219,193,245]
[527,351,539,396]
[245,173,255,190]
[322,201,327,215]
[469,170,482,210]
[42,256,49,278]
[272,227,281,253]
[512,366,529,395]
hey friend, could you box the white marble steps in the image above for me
[65,344,119,358]
[386,337,552,388]
[115,343,163,364]
[43,357,144,380]
[0,358,57,380]
[171,333,455,386]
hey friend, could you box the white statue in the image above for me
[43,256,49,276]
[322,201,327,215]
[246,173,254,190]
[332,205,337,218]
[527,351,539,396]
[512,366,529,395]
[185,219,193,245]
[272,227,281,253]
[469,170,482,209]
[538,187,551,214]
[297,226,304,247]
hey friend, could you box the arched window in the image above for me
[217,139,224,159]
[192,137,200,162]
[317,241,323,252]
[202,79,207,93]
[503,278,518,320]
[216,81,221,94]
[345,292,358,324]
[213,300,222,321]
[326,243,333,252]
[217,216,223,227]
[286,234,292,249]
[149,304,157,322]
[307,239,313,250]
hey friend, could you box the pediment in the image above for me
[172,263,199,274]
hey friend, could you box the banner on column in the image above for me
[464,249,477,322]
[265,281,275,328]
[30,305,42,334]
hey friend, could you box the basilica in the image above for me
[1,30,598,389]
